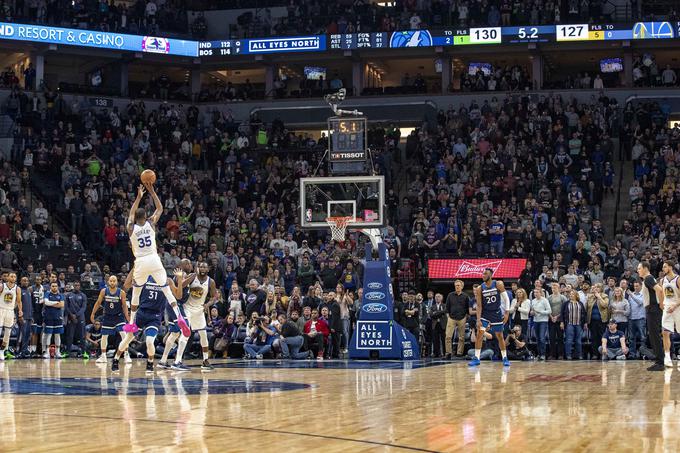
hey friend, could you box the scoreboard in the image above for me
[199,35,325,58]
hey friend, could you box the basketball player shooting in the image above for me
[111,178,189,372]
[469,268,511,367]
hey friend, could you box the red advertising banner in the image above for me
[428,258,527,280]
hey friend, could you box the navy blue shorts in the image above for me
[44,317,64,335]
[31,323,42,334]
[135,309,161,337]
[101,314,126,335]
[480,318,505,334]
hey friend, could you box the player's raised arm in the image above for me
[127,185,146,234]
[145,182,163,226]
[90,288,106,324]
[171,268,185,300]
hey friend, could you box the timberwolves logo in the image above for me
[142,36,170,54]
[632,22,674,39]
[390,30,433,48]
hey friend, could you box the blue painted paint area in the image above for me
[0,378,311,396]
[213,359,449,370]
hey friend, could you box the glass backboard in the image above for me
[300,175,385,229]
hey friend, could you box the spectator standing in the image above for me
[547,283,567,360]
[429,293,447,357]
[609,287,630,334]
[587,283,610,359]
[561,290,587,360]
[531,288,551,361]
[445,280,469,358]
[627,281,646,359]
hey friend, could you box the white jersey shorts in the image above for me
[133,254,168,288]
[185,304,207,331]
[0,307,15,328]
[662,306,680,333]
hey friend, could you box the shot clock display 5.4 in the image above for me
[329,117,367,162]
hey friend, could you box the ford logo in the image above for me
[362,303,388,313]
[367,282,383,290]
[365,291,386,301]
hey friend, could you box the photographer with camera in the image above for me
[505,325,531,360]
[243,314,277,359]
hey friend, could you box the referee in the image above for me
[638,261,664,371]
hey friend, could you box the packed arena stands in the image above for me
[0,73,676,363]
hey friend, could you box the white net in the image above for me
[326,217,353,242]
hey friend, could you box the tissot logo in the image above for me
[365,292,386,301]
[457,260,502,276]
[367,282,383,290]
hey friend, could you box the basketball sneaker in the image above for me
[201,360,214,371]
[171,362,190,372]
[111,358,120,372]
[468,357,481,367]
[42,352,50,359]
[124,352,132,364]
[665,358,673,368]
[145,361,154,374]
[156,361,170,370]
[503,357,511,367]
[96,355,107,364]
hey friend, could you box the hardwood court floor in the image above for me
[0,359,678,452]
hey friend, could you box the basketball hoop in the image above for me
[326,216,354,242]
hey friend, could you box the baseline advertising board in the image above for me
[0,22,198,56]
[428,258,527,280]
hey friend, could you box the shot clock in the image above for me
[329,117,367,162]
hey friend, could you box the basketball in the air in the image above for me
[140,169,156,185]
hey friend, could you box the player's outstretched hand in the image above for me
[143,181,156,193]
[137,185,146,198]
[173,268,184,279]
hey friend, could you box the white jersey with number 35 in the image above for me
[130,221,157,259]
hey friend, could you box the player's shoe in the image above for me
[648,363,665,371]
[503,357,511,367]
[171,362,190,372]
[145,361,154,374]
[665,358,673,368]
[177,315,191,337]
[156,361,170,370]
[124,352,132,364]
[96,355,108,364]
[201,360,214,371]
[111,358,120,372]
[55,351,63,359]
[468,357,481,367]
[82,351,89,360]
[42,352,51,359]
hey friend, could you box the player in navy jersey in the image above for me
[90,275,130,363]
[29,275,44,357]
[42,282,65,359]
[469,268,511,367]
[111,267,184,373]
[159,259,194,371]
